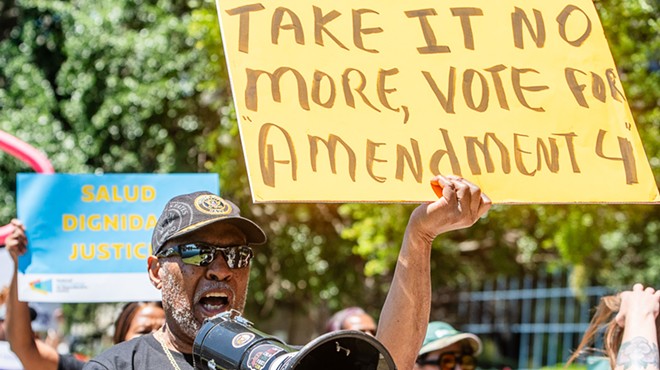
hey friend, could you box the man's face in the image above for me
[153,223,251,343]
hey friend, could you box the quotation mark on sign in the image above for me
[242,116,252,123]
[624,122,631,130]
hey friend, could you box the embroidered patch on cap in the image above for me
[194,194,232,215]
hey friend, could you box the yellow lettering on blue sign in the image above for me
[62,214,158,232]
[79,185,157,202]
[68,242,149,261]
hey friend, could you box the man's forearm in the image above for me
[377,230,432,370]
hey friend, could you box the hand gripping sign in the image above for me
[0,130,54,245]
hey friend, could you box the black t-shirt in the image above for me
[58,354,86,370]
[83,334,194,370]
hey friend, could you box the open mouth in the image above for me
[198,292,230,314]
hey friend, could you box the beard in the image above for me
[158,264,251,342]
[233,283,248,314]
[161,269,201,341]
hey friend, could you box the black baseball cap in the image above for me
[151,191,267,255]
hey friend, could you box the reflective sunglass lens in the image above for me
[180,250,211,266]
[175,245,252,268]
[221,246,253,269]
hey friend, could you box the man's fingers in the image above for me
[423,175,491,237]
[456,177,483,215]
[432,175,492,224]
[437,177,458,205]
[430,176,450,199]
[447,176,471,212]
[477,194,492,218]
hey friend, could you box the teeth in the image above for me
[200,292,229,311]
[203,303,226,310]
[205,292,228,298]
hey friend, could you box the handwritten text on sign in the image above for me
[215,0,660,203]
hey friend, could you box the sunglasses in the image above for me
[417,352,475,370]
[156,242,253,269]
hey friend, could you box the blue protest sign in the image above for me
[16,173,219,302]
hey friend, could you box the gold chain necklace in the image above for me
[155,330,184,370]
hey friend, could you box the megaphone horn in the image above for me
[193,310,397,370]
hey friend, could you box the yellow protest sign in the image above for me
[215,0,660,204]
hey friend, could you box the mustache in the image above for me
[194,281,234,303]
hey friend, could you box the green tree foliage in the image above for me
[0,0,658,351]
[337,0,660,296]
[186,3,398,334]
[581,0,660,288]
[0,0,228,350]
[0,0,216,178]
[0,0,388,344]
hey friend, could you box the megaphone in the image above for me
[193,309,397,370]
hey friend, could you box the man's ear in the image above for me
[148,256,163,290]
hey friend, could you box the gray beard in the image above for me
[159,267,251,341]
[161,270,201,341]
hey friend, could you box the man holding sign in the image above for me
[83,175,490,370]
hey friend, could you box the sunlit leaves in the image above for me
[1,0,658,339]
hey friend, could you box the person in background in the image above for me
[84,175,491,370]
[325,307,377,336]
[567,283,660,370]
[414,321,482,370]
[113,302,164,345]
[4,219,166,370]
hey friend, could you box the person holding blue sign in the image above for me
[82,175,491,370]
[3,219,167,370]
